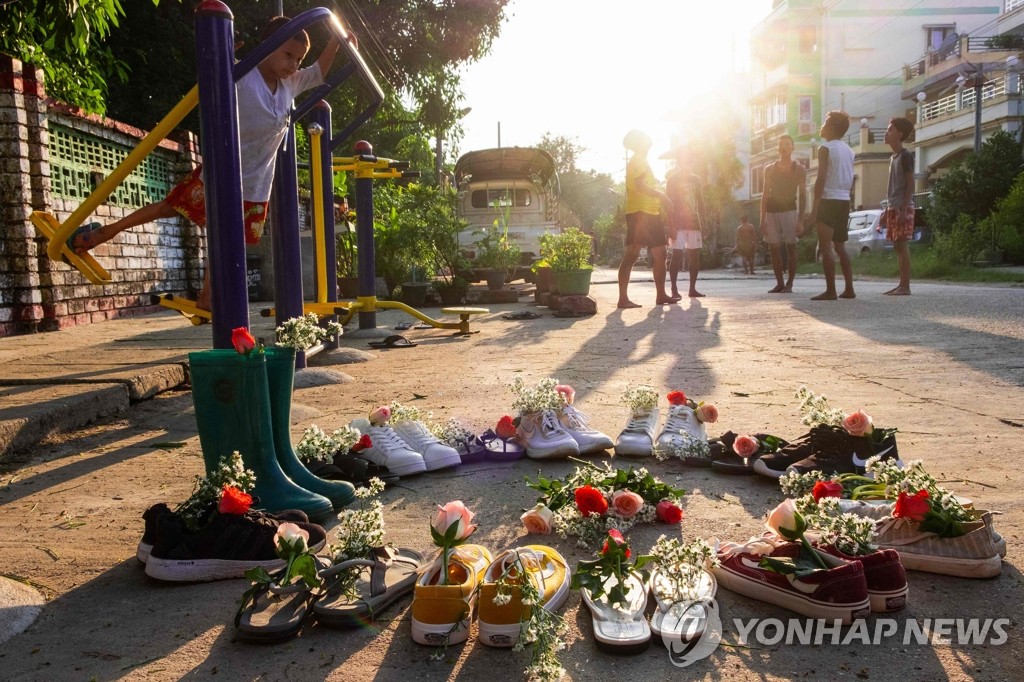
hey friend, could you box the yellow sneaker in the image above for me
[477,545,571,648]
[410,544,492,645]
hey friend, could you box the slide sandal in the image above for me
[368,335,417,349]
[235,556,329,643]
[313,546,425,627]
[580,574,652,654]
[649,568,717,649]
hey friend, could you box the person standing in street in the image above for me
[881,117,916,296]
[760,135,806,293]
[809,111,856,300]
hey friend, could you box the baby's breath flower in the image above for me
[621,385,659,413]
[275,312,342,350]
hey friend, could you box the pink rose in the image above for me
[694,403,719,424]
[554,384,575,405]
[656,499,684,524]
[433,500,477,541]
[520,504,554,534]
[733,434,761,458]
[765,499,805,540]
[842,410,874,437]
[368,405,391,425]
[273,522,310,555]
[611,489,645,518]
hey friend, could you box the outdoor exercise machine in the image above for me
[262,133,488,336]
[30,3,382,350]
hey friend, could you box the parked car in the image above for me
[815,208,929,260]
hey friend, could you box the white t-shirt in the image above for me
[820,139,854,201]
[235,64,324,203]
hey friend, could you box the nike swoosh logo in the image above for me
[852,443,894,467]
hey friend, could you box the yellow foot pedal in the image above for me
[31,211,111,285]
[151,293,211,326]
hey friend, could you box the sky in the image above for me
[454,0,775,180]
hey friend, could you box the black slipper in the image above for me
[368,335,417,349]
[502,311,541,320]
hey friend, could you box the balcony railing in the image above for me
[1007,0,1024,14]
[905,35,1023,81]
[919,74,1012,122]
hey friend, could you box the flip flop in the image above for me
[395,321,413,330]
[452,434,489,464]
[580,574,652,654]
[502,311,541,320]
[235,556,329,643]
[330,453,400,486]
[368,335,417,349]
[313,546,425,627]
[649,568,718,649]
[480,429,526,462]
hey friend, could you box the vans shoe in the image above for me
[815,544,908,612]
[477,546,571,648]
[410,544,493,646]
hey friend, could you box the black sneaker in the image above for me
[144,510,325,582]
[787,430,901,477]
[136,503,311,564]
[752,427,819,478]
[711,431,790,475]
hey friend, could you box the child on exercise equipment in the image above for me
[70,16,340,312]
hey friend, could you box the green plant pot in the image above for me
[551,269,592,296]
[400,282,429,307]
[535,266,553,294]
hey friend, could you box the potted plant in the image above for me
[546,226,594,296]
[400,265,430,307]
[414,185,472,306]
[335,198,359,298]
[475,228,522,290]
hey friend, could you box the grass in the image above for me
[795,246,1024,284]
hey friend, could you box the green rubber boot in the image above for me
[265,347,355,511]
[189,349,333,521]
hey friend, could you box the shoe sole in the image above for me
[574,439,614,455]
[869,585,909,612]
[384,460,428,477]
[145,556,287,582]
[613,445,653,457]
[410,615,472,646]
[714,566,870,624]
[136,542,152,564]
[752,458,787,479]
[477,578,571,648]
[884,549,1003,579]
[424,451,462,472]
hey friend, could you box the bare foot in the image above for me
[811,291,837,300]
[768,285,785,293]
[617,300,642,309]
[781,285,793,293]
[884,288,911,296]
[838,290,856,299]
[656,297,680,305]
[689,290,705,298]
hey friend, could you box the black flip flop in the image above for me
[394,321,413,330]
[502,311,541,320]
[368,334,417,349]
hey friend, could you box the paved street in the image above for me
[0,269,1021,681]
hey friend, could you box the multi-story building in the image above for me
[903,1,1024,193]
[746,0,1002,215]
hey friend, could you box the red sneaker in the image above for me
[815,544,907,612]
[713,537,870,623]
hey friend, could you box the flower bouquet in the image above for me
[648,536,719,646]
[524,461,685,547]
[432,417,488,463]
[571,529,655,653]
[175,451,256,531]
[796,386,899,464]
[275,312,342,351]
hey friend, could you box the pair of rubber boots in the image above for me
[189,347,353,522]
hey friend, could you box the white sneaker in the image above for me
[518,410,579,459]
[557,405,613,454]
[614,408,660,456]
[356,422,427,477]
[391,420,461,471]
[655,405,707,448]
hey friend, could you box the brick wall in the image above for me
[0,55,205,336]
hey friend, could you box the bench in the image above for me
[440,307,489,334]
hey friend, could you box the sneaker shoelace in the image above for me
[561,406,594,431]
[622,411,655,435]
[662,407,693,433]
[540,410,567,437]
[372,425,412,453]
[397,420,439,448]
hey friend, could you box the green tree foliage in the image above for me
[537,133,618,231]
[0,0,151,114]
[928,130,1024,234]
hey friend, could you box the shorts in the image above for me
[165,165,270,245]
[881,206,915,242]
[817,199,850,242]
[625,211,667,250]
[764,210,799,245]
[672,230,702,250]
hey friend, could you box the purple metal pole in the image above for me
[270,126,308,368]
[310,102,341,349]
[354,167,376,331]
[194,0,248,348]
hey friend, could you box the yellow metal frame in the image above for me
[33,86,201,283]
[261,298,487,334]
[150,293,211,326]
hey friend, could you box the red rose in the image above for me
[231,327,256,355]
[352,434,372,452]
[601,528,631,558]
[574,485,609,517]
[655,499,684,524]
[667,390,687,406]
[812,480,844,502]
[495,415,517,439]
[893,490,930,522]
[219,485,252,515]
